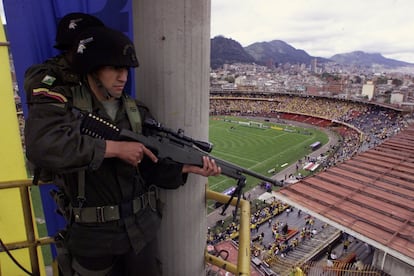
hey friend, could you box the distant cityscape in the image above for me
[210,61,414,111]
[209,36,414,111]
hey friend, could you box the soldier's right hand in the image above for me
[105,140,158,166]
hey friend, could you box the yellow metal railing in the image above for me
[205,189,251,276]
[0,179,55,276]
[0,181,251,276]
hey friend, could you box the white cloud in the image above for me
[0,0,5,24]
[211,0,414,63]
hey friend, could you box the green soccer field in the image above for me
[207,116,328,195]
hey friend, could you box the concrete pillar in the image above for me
[132,1,211,275]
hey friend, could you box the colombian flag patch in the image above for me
[41,75,57,86]
[32,88,68,103]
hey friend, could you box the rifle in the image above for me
[80,112,283,218]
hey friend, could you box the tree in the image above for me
[391,78,403,86]
[225,76,235,83]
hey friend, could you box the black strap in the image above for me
[32,167,41,185]
[77,170,86,206]
[123,95,142,133]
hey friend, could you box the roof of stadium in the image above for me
[273,124,414,267]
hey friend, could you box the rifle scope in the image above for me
[144,118,214,153]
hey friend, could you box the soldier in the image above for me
[24,26,220,275]
[24,12,105,109]
[24,13,105,186]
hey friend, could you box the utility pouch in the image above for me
[50,189,71,221]
[135,207,162,243]
[30,164,55,185]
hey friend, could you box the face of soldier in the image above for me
[96,66,128,99]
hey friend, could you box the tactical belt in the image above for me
[72,191,157,223]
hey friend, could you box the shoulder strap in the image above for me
[71,85,93,113]
[70,85,91,207]
[123,95,142,133]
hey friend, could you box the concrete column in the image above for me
[132,1,211,275]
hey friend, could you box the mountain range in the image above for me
[210,35,414,70]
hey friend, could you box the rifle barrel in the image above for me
[213,157,282,187]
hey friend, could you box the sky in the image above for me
[0,1,4,24]
[211,0,414,63]
[1,1,413,63]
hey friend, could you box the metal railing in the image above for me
[300,261,385,276]
[205,190,251,276]
[0,179,54,276]
[0,180,251,276]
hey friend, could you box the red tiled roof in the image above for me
[273,124,414,267]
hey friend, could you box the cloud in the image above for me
[1,0,412,63]
[211,0,414,63]
[0,0,5,24]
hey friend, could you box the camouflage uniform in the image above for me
[24,26,188,275]
[24,54,79,110]
[25,73,187,275]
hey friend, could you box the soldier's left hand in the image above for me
[182,156,221,177]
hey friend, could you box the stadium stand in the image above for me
[207,92,413,276]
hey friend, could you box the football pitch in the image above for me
[207,116,328,195]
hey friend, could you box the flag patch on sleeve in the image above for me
[41,75,57,86]
[32,88,68,103]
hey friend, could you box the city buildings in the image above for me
[211,62,414,110]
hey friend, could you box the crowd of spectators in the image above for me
[207,199,290,245]
[210,94,365,121]
[207,197,328,268]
